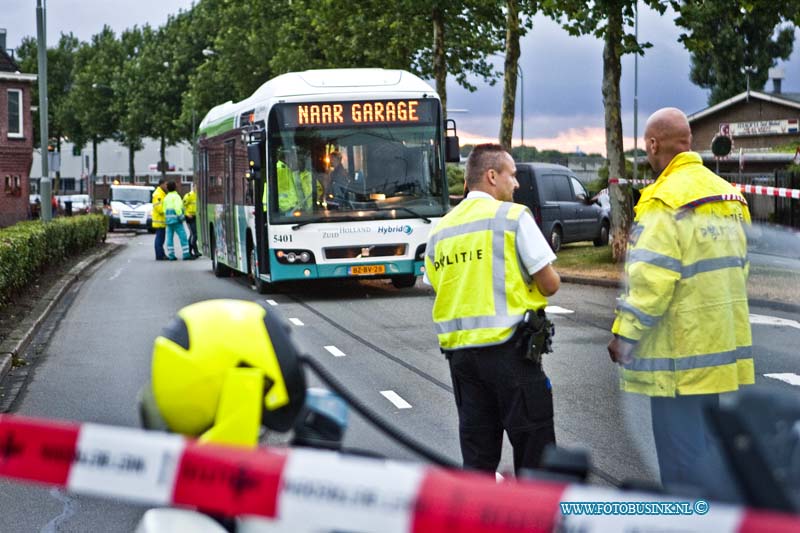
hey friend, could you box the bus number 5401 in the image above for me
[273,234,293,244]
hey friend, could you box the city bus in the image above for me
[195,68,459,292]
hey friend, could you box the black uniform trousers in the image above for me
[446,337,555,475]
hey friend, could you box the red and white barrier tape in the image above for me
[1,414,799,532]
[608,179,800,199]
[731,183,800,200]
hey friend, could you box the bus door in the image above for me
[253,139,269,277]
[197,148,209,254]
[223,140,237,267]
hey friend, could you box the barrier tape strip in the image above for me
[732,183,800,200]
[609,179,800,199]
[1,414,799,532]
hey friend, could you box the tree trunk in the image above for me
[160,134,167,180]
[603,10,631,263]
[499,0,520,151]
[92,137,98,177]
[432,6,447,122]
[128,144,135,181]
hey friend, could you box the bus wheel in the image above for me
[211,231,229,278]
[248,241,272,294]
[391,275,417,289]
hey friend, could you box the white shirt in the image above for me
[423,191,555,285]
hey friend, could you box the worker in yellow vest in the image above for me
[608,107,753,489]
[425,144,561,475]
[151,179,168,261]
[183,185,200,258]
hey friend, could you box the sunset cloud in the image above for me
[459,126,638,158]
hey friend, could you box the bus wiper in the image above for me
[375,206,431,224]
[291,215,361,230]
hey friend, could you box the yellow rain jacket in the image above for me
[612,152,754,397]
[151,186,166,229]
[183,190,196,217]
[426,197,548,350]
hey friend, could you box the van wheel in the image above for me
[594,221,610,246]
[247,240,272,294]
[211,231,229,278]
[391,275,417,289]
[549,226,562,253]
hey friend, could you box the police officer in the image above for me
[152,179,168,261]
[608,107,754,488]
[425,143,560,475]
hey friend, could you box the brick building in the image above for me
[0,37,37,227]
[687,73,800,175]
[687,72,799,227]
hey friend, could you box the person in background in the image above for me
[183,184,200,258]
[608,107,753,490]
[163,181,193,261]
[152,179,168,261]
[425,143,561,476]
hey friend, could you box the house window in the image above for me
[7,89,23,138]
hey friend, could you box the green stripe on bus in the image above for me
[198,117,236,137]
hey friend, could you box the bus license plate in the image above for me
[128,220,139,224]
[349,265,385,276]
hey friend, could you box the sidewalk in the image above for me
[0,244,121,384]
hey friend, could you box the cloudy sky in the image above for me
[5,0,800,155]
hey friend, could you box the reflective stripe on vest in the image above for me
[623,346,752,372]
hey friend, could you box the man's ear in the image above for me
[486,169,496,186]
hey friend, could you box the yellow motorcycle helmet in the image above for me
[149,299,306,447]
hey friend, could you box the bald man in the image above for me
[608,108,754,489]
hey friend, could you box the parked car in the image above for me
[513,162,610,252]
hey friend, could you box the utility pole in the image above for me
[36,0,51,221]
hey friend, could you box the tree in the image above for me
[65,26,124,177]
[671,0,795,105]
[16,33,81,150]
[498,1,537,150]
[544,0,664,262]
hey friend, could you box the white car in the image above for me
[109,185,155,232]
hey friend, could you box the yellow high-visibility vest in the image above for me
[426,197,548,350]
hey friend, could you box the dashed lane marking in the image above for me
[289,318,304,326]
[108,269,122,281]
[764,373,800,387]
[749,314,800,330]
[266,299,278,306]
[324,345,346,357]
[545,305,574,314]
[380,390,412,409]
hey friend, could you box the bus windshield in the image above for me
[267,101,447,224]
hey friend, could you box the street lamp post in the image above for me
[518,64,524,150]
[36,0,51,221]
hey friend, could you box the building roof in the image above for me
[688,91,800,123]
[0,48,20,73]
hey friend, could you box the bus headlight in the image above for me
[276,249,316,265]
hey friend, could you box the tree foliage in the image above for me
[671,0,796,105]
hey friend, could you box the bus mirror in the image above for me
[247,144,262,176]
[445,119,460,163]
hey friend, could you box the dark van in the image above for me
[513,162,609,252]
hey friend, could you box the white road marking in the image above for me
[265,299,278,306]
[749,313,800,330]
[289,318,304,326]
[108,269,122,281]
[545,305,574,314]
[324,345,346,357]
[764,373,800,387]
[380,390,412,409]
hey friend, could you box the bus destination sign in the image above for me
[279,99,437,128]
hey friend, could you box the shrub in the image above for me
[0,215,106,308]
